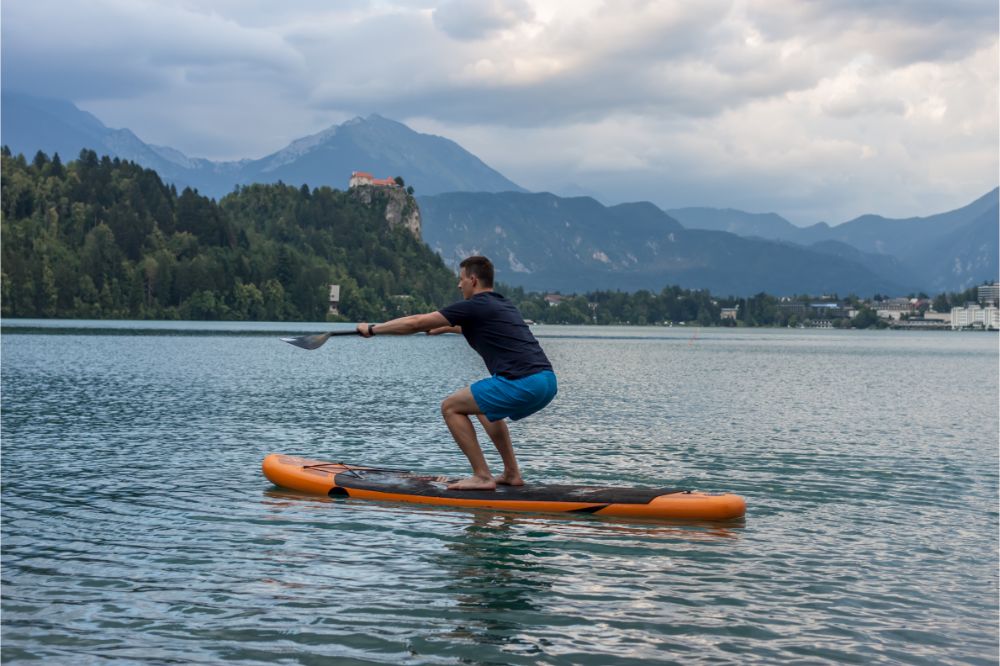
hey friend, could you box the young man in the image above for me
[356,255,557,490]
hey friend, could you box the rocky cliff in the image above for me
[350,185,421,239]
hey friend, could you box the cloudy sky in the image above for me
[2,0,997,224]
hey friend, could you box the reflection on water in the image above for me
[2,324,997,664]
[436,512,549,655]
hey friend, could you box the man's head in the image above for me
[458,255,494,299]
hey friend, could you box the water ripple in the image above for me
[2,326,997,664]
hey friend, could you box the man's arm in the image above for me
[427,325,462,336]
[357,312,451,337]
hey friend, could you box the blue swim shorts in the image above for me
[470,370,558,422]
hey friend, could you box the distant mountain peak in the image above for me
[267,111,414,163]
[237,111,524,194]
[341,114,397,128]
[257,124,341,172]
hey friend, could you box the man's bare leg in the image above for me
[441,388,496,490]
[476,415,523,486]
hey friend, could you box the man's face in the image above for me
[458,268,477,299]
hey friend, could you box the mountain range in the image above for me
[666,190,998,294]
[417,191,908,295]
[0,93,523,198]
[2,91,996,296]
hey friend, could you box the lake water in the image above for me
[2,321,998,665]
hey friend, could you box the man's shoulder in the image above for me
[441,291,510,316]
[477,291,516,311]
[462,291,505,306]
[439,294,487,323]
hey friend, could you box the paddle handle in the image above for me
[329,330,361,336]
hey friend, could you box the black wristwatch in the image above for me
[368,323,376,337]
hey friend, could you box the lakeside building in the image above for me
[891,311,951,330]
[978,283,999,306]
[778,302,806,317]
[720,306,739,320]
[779,302,850,319]
[874,297,917,321]
[892,320,950,330]
[809,303,851,319]
[950,304,999,330]
[328,285,341,315]
[544,294,564,307]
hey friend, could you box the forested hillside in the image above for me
[1,148,457,321]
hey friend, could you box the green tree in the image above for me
[233,281,265,320]
[851,307,880,329]
[32,150,49,170]
[262,279,287,321]
[37,255,58,317]
[50,152,65,178]
[81,223,123,290]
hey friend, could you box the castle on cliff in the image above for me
[349,171,399,188]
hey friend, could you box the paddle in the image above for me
[280,329,359,350]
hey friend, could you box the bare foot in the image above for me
[447,475,497,491]
[495,472,524,486]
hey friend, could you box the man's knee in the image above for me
[441,394,464,418]
[441,389,479,418]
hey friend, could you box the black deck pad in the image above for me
[334,471,685,504]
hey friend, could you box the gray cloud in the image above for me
[750,0,998,66]
[1,0,304,101]
[281,0,996,130]
[432,0,535,40]
[0,0,995,222]
[296,1,822,127]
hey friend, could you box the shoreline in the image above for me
[2,318,996,334]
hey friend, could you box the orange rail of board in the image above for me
[262,454,746,521]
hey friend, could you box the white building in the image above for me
[978,283,999,306]
[875,298,915,321]
[951,304,999,330]
[328,284,341,315]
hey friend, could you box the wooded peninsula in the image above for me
[1,149,981,328]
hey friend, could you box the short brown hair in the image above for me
[459,255,494,288]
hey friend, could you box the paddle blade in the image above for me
[280,332,332,350]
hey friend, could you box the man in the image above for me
[357,255,557,490]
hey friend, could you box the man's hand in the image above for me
[357,322,374,338]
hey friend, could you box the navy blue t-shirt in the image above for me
[438,292,553,380]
